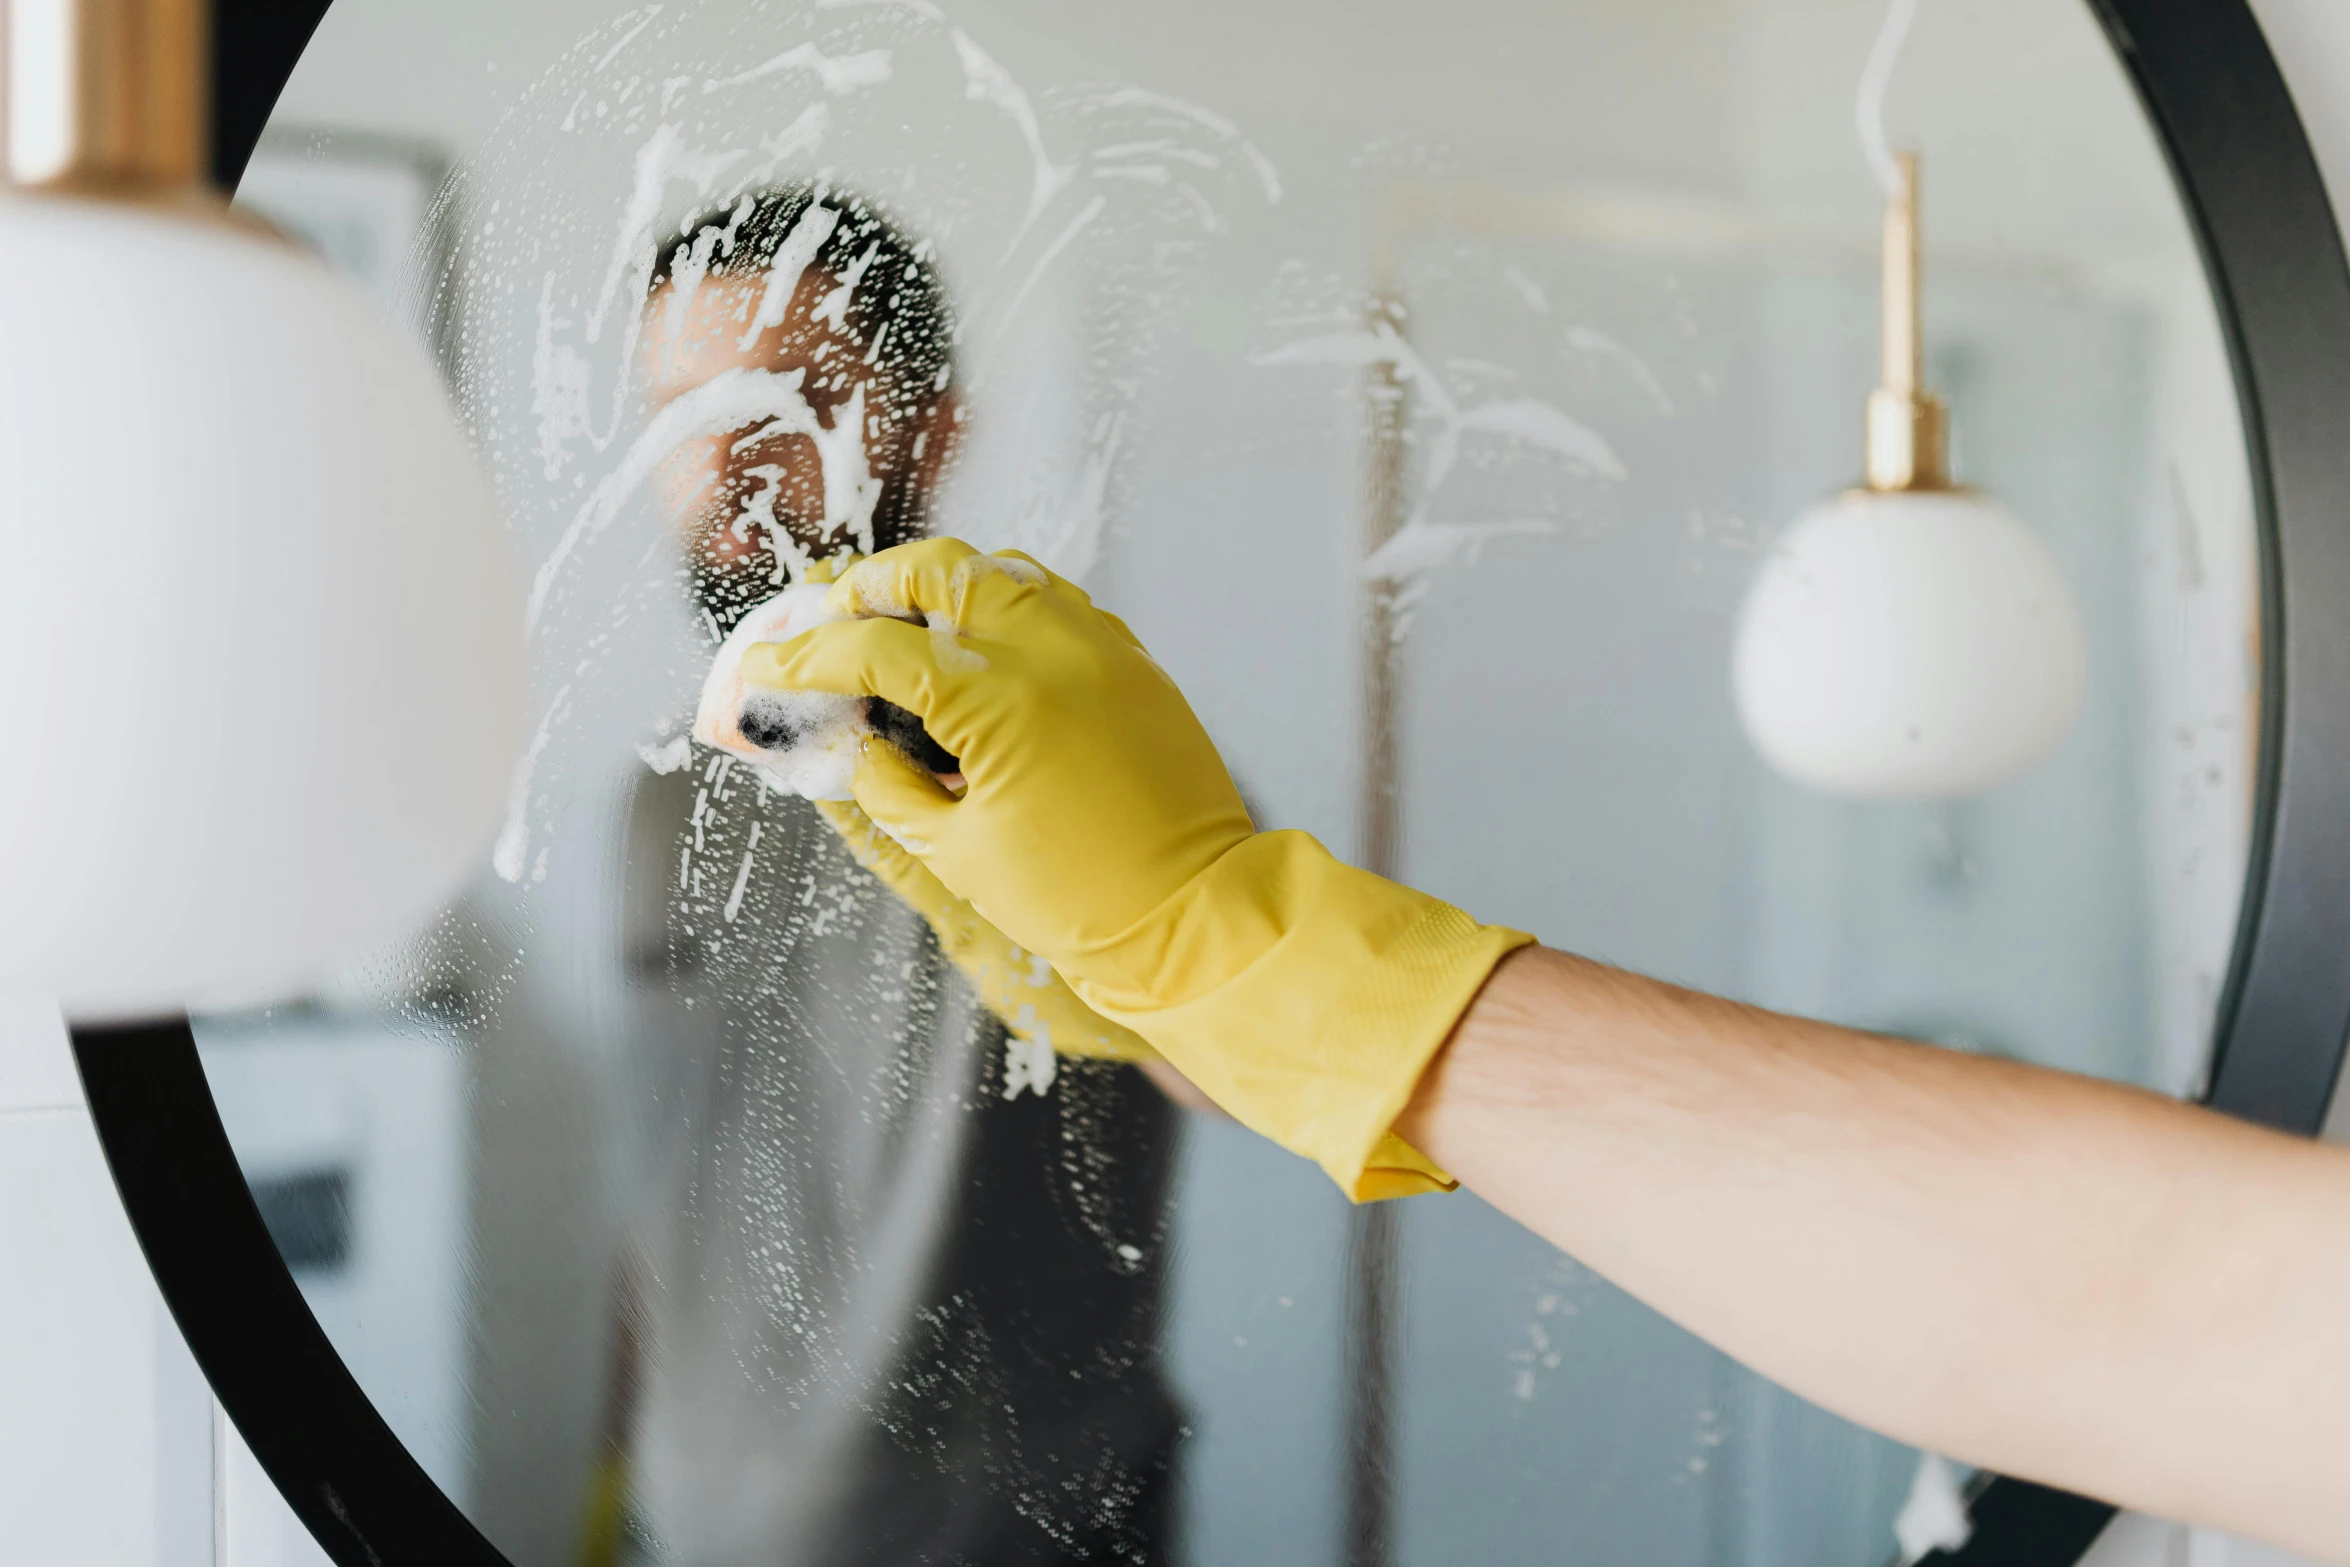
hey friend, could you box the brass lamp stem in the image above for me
[1865,151,1952,492]
[3,0,209,196]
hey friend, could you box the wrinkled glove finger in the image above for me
[813,797,929,888]
[849,737,960,852]
[740,615,983,760]
[1096,609,1151,656]
[824,537,980,621]
[830,539,1064,633]
[814,800,1154,1063]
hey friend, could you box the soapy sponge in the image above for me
[694,584,957,796]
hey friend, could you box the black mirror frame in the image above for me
[68,1,2350,1562]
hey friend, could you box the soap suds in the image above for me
[807,379,883,555]
[694,584,866,801]
[1074,87,1282,204]
[528,365,826,630]
[703,43,894,98]
[533,276,594,478]
[638,733,693,774]
[817,0,947,22]
[722,820,765,922]
[1362,518,1556,581]
[1567,325,1676,414]
[738,201,842,351]
[590,7,661,76]
[1893,1453,1972,1563]
[588,123,748,348]
[810,240,880,332]
[492,683,573,884]
[1456,398,1628,480]
[952,30,1074,239]
[657,191,753,354]
[1254,321,1621,584]
[1003,1018,1058,1099]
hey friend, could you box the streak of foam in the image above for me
[1362,518,1557,581]
[703,43,894,97]
[533,275,592,478]
[723,820,765,922]
[527,365,825,631]
[587,124,747,346]
[1031,409,1123,582]
[1567,325,1676,415]
[657,192,752,353]
[1093,140,1219,170]
[817,0,945,18]
[731,463,805,582]
[591,6,661,75]
[1253,322,1622,578]
[492,683,573,883]
[995,195,1106,334]
[807,380,883,556]
[555,124,761,466]
[738,200,840,350]
[810,240,879,333]
[1171,182,1219,233]
[1078,86,1282,203]
[1457,400,1627,480]
[756,103,830,170]
[951,30,1075,240]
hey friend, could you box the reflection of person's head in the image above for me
[640,185,957,626]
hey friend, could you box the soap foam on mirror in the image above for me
[693,582,866,800]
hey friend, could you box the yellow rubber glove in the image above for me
[814,795,1157,1066]
[739,538,1533,1200]
[787,553,1154,1069]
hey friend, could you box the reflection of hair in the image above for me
[647,185,956,608]
[647,183,953,423]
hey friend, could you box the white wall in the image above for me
[0,1001,196,1566]
[0,1005,337,1567]
[0,1003,211,1565]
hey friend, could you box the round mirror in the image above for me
[148,0,2314,1562]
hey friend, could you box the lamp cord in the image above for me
[1857,0,1923,197]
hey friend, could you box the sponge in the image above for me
[693,584,957,797]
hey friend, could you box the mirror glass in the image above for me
[195,0,2260,1561]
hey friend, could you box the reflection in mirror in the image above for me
[193,0,2259,1562]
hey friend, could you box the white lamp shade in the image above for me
[0,195,527,1021]
[1732,488,2086,800]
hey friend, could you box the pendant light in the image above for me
[1731,151,2086,800]
[0,0,526,1019]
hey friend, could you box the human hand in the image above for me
[812,795,1157,1068]
[746,538,1531,1198]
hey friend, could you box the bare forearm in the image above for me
[1397,946,2350,1560]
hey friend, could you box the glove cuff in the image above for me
[1074,831,1533,1200]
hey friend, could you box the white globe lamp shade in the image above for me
[0,193,527,1020]
[1732,488,2086,800]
